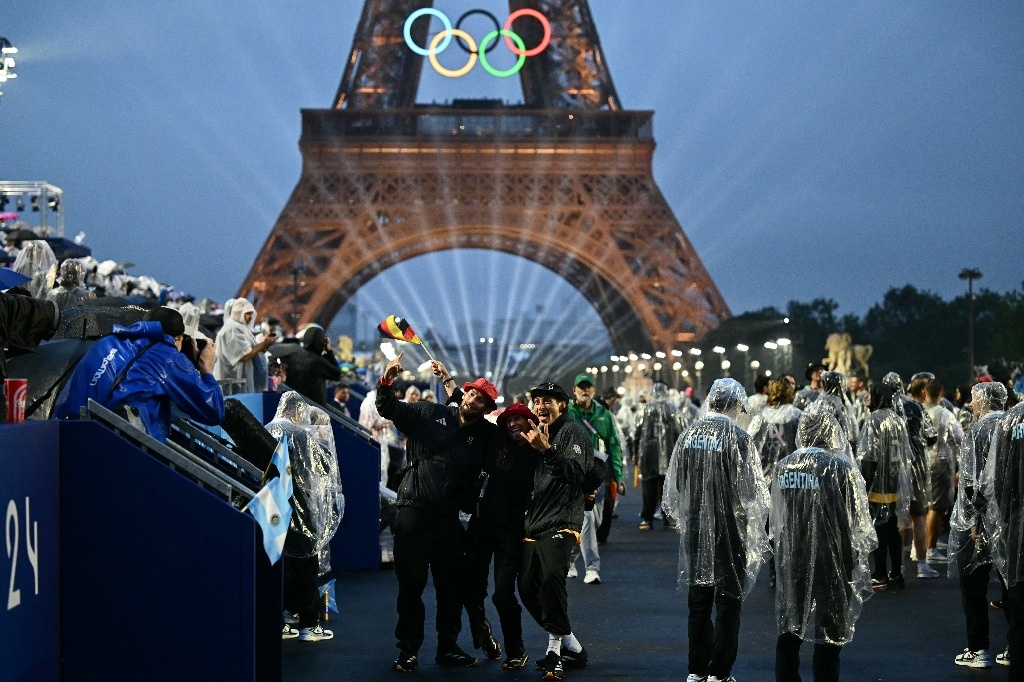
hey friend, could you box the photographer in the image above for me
[54,306,224,442]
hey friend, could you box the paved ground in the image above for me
[284,486,1009,681]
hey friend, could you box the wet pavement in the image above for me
[284,486,1008,681]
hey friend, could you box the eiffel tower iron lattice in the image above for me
[239,0,730,352]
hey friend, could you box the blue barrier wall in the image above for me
[0,422,61,682]
[59,421,281,681]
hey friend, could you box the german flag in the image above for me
[378,315,422,345]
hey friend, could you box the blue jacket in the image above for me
[54,321,224,442]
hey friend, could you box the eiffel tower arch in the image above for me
[239,0,730,353]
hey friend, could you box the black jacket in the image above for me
[377,382,497,517]
[523,414,593,539]
[471,439,538,549]
[283,347,341,406]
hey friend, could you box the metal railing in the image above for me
[301,108,654,144]
[86,399,256,508]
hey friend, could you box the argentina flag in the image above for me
[247,476,292,564]
[270,436,293,498]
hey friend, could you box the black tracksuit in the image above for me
[376,383,498,655]
[464,439,537,656]
[519,415,593,636]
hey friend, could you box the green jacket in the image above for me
[567,400,623,482]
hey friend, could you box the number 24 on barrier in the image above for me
[6,498,39,611]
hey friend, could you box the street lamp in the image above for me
[776,337,792,375]
[959,267,983,381]
[763,341,778,374]
[720,359,731,377]
[736,344,750,390]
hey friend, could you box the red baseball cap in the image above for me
[497,402,539,429]
[462,378,498,407]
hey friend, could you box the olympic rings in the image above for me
[504,9,551,57]
[478,30,526,78]
[404,8,552,78]
[429,28,476,78]
[455,10,500,55]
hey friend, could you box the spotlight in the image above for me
[15,198,24,212]
[47,196,60,212]
[30,196,39,212]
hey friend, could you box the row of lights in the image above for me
[0,194,60,213]
[587,333,796,392]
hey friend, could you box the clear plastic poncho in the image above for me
[797,408,855,466]
[771,411,875,645]
[924,403,963,509]
[748,403,803,479]
[809,372,859,447]
[635,383,683,478]
[308,405,345,575]
[266,392,344,572]
[855,408,912,529]
[12,240,57,299]
[663,379,770,599]
[214,299,260,394]
[948,397,1005,581]
[982,402,1024,590]
[46,259,95,309]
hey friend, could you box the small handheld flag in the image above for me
[378,315,422,344]
[319,579,338,621]
[378,315,437,362]
[245,476,292,565]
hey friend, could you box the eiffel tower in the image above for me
[238,0,730,353]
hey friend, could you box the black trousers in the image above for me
[596,482,616,542]
[641,475,666,524]
[687,585,742,679]
[283,554,320,629]
[519,532,576,636]
[393,507,466,653]
[1007,582,1024,682]
[464,530,525,656]
[958,557,993,652]
[775,632,842,682]
[871,516,902,579]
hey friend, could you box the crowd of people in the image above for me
[3,241,1024,680]
[353,353,1023,682]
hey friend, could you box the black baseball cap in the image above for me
[530,382,570,402]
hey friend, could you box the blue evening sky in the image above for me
[2,1,1021,346]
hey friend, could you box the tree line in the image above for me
[699,282,1024,391]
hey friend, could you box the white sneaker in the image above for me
[996,648,1010,666]
[917,562,940,579]
[299,624,334,642]
[926,548,948,563]
[954,648,992,668]
[567,564,578,579]
[909,546,920,561]
[706,676,737,682]
[685,675,705,682]
[282,624,299,640]
[583,569,601,585]
[936,539,949,550]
